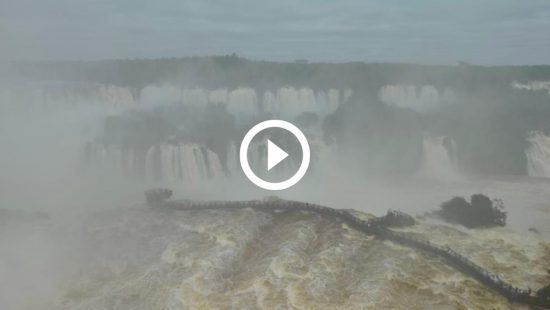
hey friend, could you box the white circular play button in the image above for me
[240,120,310,191]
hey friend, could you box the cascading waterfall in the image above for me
[248,140,268,174]
[343,88,353,103]
[1,82,136,111]
[225,139,300,178]
[265,87,344,117]
[512,81,550,94]
[140,85,185,106]
[83,136,308,184]
[208,89,228,104]
[226,140,269,177]
[145,143,225,183]
[83,142,225,183]
[419,136,459,180]
[139,85,351,118]
[226,142,239,176]
[181,88,209,106]
[526,131,550,177]
[77,84,354,184]
[82,142,137,177]
[227,87,258,118]
[379,85,454,112]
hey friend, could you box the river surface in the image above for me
[1,177,549,309]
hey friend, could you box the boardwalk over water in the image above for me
[145,189,550,308]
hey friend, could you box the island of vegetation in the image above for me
[436,194,507,228]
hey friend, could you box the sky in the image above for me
[1,0,550,65]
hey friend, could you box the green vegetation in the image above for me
[537,284,550,299]
[7,55,550,92]
[438,194,507,228]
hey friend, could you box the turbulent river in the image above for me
[1,81,550,309]
[2,177,550,310]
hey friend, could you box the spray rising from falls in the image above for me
[145,143,225,183]
[78,84,352,184]
[419,136,459,180]
[82,142,138,177]
[378,85,454,112]
[526,131,550,178]
[83,137,308,185]
[2,82,352,119]
[225,139,301,179]
[83,142,225,184]
[262,87,348,117]
[141,85,352,117]
[512,81,550,94]
[0,82,137,111]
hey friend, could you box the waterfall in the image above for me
[225,138,300,179]
[138,85,349,118]
[181,88,209,106]
[83,142,225,183]
[208,89,229,104]
[205,148,225,179]
[2,83,351,118]
[263,87,343,117]
[227,87,258,118]
[144,143,225,183]
[343,88,354,104]
[1,82,136,111]
[245,138,300,177]
[82,142,137,177]
[379,85,454,112]
[141,86,260,116]
[249,140,268,174]
[512,81,550,94]
[140,85,184,106]
[145,144,161,180]
[226,142,239,176]
[328,89,341,112]
[419,136,459,180]
[526,131,550,177]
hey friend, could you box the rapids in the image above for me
[2,199,548,309]
[2,80,550,309]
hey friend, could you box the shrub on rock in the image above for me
[438,194,506,228]
[537,284,550,299]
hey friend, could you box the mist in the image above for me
[2,10,550,307]
[0,55,550,309]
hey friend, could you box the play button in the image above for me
[240,120,310,191]
[267,140,288,171]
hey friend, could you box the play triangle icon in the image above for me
[267,139,289,171]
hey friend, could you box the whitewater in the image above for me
[1,81,550,309]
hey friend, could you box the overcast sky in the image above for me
[1,0,550,65]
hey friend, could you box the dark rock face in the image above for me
[437,194,507,228]
[145,189,173,207]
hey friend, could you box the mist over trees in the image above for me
[7,55,550,90]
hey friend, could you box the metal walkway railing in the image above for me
[145,189,550,308]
